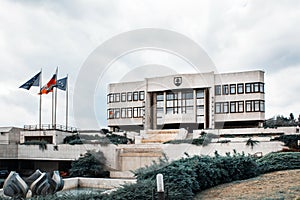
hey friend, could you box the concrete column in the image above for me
[152,93,157,130]
[144,92,152,130]
[163,92,166,114]
[193,89,197,123]
[209,88,215,129]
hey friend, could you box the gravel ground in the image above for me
[194,169,300,200]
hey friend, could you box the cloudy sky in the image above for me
[0,0,299,129]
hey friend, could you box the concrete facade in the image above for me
[107,70,265,131]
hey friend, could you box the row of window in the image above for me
[215,82,264,95]
[107,107,144,119]
[107,91,145,103]
[215,100,265,114]
[157,89,205,101]
[156,105,204,115]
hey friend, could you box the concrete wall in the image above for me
[0,128,21,158]
[163,141,284,161]
[62,177,136,190]
[20,130,72,144]
[193,127,298,137]
[17,144,118,170]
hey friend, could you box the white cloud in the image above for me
[0,0,299,128]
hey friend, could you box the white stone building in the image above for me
[107,70,265,131]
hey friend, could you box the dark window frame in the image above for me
[127,92,132,101]
[230,84,236,94]
[127,107,132,118]
[115,93,120,102]
[121,108,126,118]
[133,92,139,101]
[121,93,126,102]
[237,83,244,94]
[114,108,120,119]
[139,91,145,101]
[215,85,221,95]
[223,85,229,95]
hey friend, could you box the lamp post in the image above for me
[157,173,164,200]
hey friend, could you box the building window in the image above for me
[215,103,221,113]
[246,101,252,112]
[254,83,259,93]
[230,102,236,113]
[133,107,138,117]
[182,90,193,99]
[133,92,139,101]
[238,101,244,113]
[245,82,264,93]
[114,108,120,119]
[127,108,132,118]
[215,103,222,114]
[121,93,126,102]
[139,91,145,101]
[223,85,229,95]
[127,92,132,101]
[215,85,221,95]
[260,100,265,112]
[260,83,265,93]
[229,101,244,113]
[166,92,176,100]
[230,84,236,94]
[223,102,229,113]
[186,106,193,114]
[245,83,251,93]
[108,109,114,119]
[237,83,244,94]
[115,93,120,102]
[254,100,260,111]
[109,94,114,103]
[196,89,204,99]
[245,100,265,112]
[157,107,163,118]
[157,93,164,101]
[197,105,204,115]
[215,102,229,114]
[121,108,126,118]
[139,107,144,117]
[107,94,110,103]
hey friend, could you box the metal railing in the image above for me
[23,124,78,133]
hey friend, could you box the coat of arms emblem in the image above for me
[174,77,182,86]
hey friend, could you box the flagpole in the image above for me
[66,74,69,129]
[39,69,42,130]
[52,84,54,128]
[54,67,58,128]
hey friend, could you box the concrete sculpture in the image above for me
[3,170,64,199]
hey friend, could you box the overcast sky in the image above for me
[0,0,299,129]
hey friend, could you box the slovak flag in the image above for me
[39,74,57,95]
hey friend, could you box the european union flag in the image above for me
[19,71,41,90]
[56,77,67,91]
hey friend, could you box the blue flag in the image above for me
[56,77,67,91]
[19,71,41,90]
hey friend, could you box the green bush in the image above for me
[106,134,131,145]
[22,140,48,151]
[257,152,300,173]
[164,133,218,146]
[69,150,108,178]
[63,134,113,146]
[271,134,300,149]
[133,151,259,200]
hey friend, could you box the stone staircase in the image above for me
[110,144,163,179]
